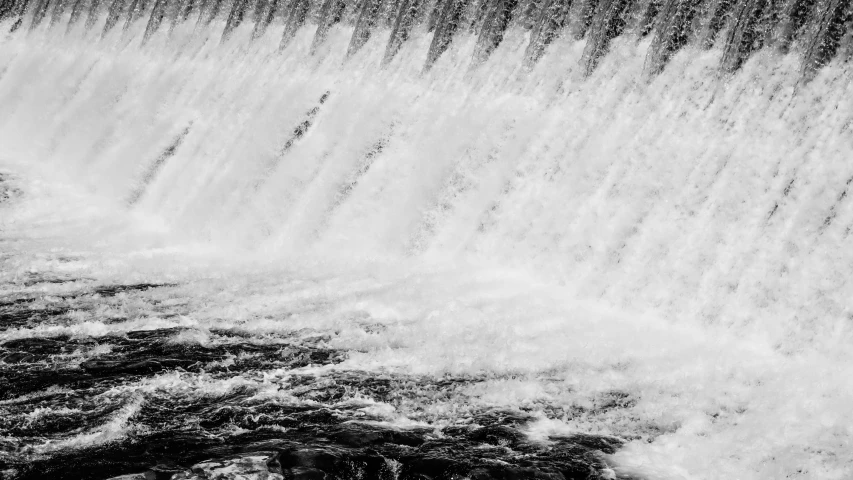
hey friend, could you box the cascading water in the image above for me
[0,0,852,477]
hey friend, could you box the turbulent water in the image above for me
[1,1,853,478]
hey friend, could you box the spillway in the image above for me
[0,0,852,478]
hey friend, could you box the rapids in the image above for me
[1,1,852,479]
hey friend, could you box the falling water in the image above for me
[0,0,852,478]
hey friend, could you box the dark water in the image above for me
[1,281,634,480]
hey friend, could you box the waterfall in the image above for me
[1,0,852,478]
[2,7,851,347]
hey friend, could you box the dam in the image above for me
[0,0,851,478]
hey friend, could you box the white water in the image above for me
[1,14,853,480]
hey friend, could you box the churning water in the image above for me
[0,0,852,478]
